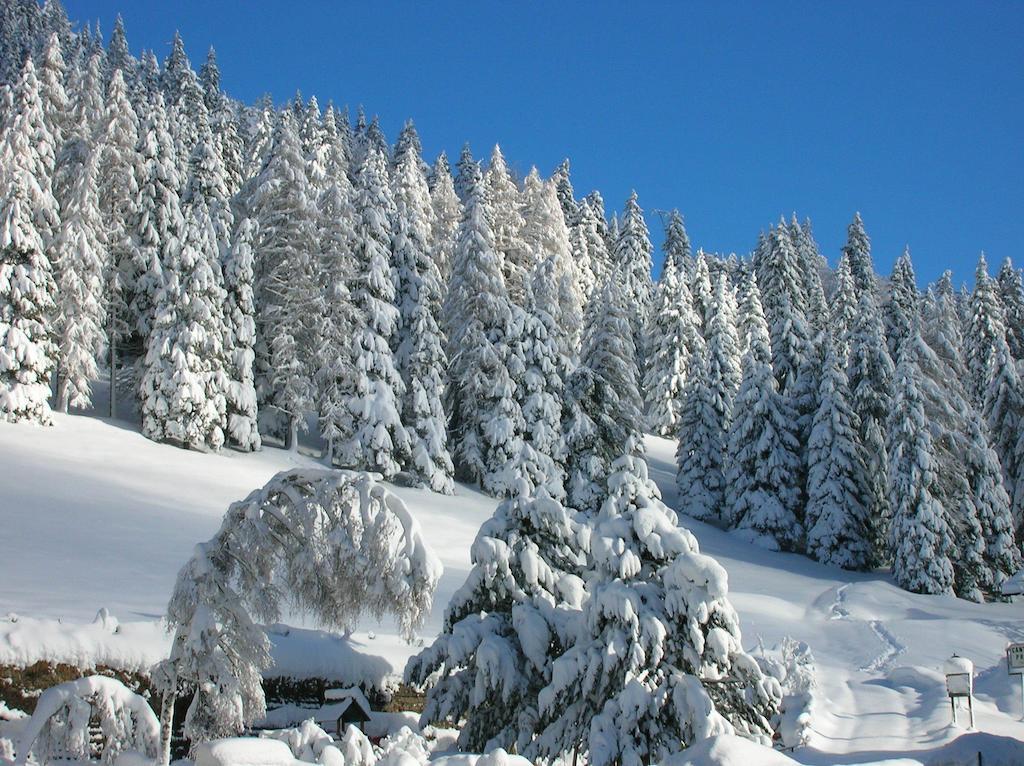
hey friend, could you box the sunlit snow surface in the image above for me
[1,411,1023,764]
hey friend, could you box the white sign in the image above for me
[1008,643,1024,674]
[946,673,972,696]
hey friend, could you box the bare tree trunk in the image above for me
[108,331,117,419]
[158,689,175,766]
[288,415,299,452]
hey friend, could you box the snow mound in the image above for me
[661,734,803,766]
[194,737,300,766]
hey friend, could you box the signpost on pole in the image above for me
[944,654,975,728]
[1007,642,1024,721]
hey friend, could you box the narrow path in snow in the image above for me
[860,619,906,674]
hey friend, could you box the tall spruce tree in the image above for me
[726,274,802,547]
[805,334,872,569]
[998,258,1024,361]
[842,212,874,295]
[0,60,58,424]
[339,146,411,478]
[884,248,919,362]
[983,337,1024,542]
[222,217,260,452]
[966,253,1006,407]
[888,329,956,595]
[613,192,654,378]
[392,138,453,492]
[484,145,529,304]
[445,175,523,495]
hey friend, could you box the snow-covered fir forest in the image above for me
[1,2,1024,765]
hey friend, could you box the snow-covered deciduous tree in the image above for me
[52,145,106,413]
[888,329,956,595]
[726,275,802,548]
[804,334,872,569]
[446,176,523,496]
[156,469,441,762]
[534,441,780,766]
[406,478,585,753]
[0,59,58,425]
[341,145,412,478]
[15,675,160,766]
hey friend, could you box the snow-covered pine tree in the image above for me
[998,258,1024,361]
[804,333,872,569]
[677,274,740,525]
[427,151,461,284]
[643,250,700,436]
[313,111,358,466]
[222,216,260,451]
[199,47,244,198]
[133,93,183,341]
[551,158,578,225]
[105,15,136,92]
[725,274,802,548]
[96,68,142,417]
[406,478,585,753]
[512,263,569,498]
[534,439,780,766]
[661,209,692,281]
[37,33,68,148]
[484,145,529,304]
[522,174,583,359]
[563,278,642,515]
[983,336,1024,542]
[0,58,58,425]
[52,143,106,413]
[613,191,654,379]
[792,216,828,332]
[966,253,1006,408]
[161,31,206,174]
[884,248,919,362]
[445,175,523,496]
[888,328,956,595]
[689,249,712,337]
[576,197,612,294]
[250,113,318,448]
[139,192,228,451]
[830,254,857,364]
[847,290,895,563]
[392,136,453,492]
[758,222,811,393]
[842,211,875,295]
[454,142,477,202]
[339,145,411,478]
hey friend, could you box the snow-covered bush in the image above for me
[752,637,817,749]
[260,719,344,765]
[14,675,159,765]
[156,469,441,761]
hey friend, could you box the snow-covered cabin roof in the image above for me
[324,686,372,720]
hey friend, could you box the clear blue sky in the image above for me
[65,1,1023,287]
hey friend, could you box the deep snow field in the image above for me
[1,408,1023,765]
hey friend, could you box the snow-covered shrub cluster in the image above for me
[752,637,817,749]
[12,675,159,765]
[156,468,440,760]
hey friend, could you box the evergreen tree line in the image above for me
[0,3,1020,603]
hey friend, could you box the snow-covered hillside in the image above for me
[2,414,1024,764]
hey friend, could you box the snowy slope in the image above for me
[1,414,1023,763]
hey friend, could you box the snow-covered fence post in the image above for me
[156,468,442,763]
